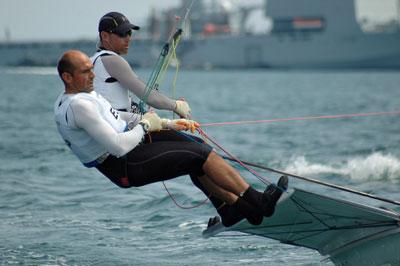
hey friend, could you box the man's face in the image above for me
[103,30,132,55]
[69,55,95,93]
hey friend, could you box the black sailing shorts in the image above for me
[96,130,213,188]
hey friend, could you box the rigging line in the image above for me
[206,220,400,240]
[233,219,399,241]
[162,180,209,209]
[200,110,400,127]
[255,222,399,236]
[139,0,196,113]
[286,196,398,232]
[222,156,400,206]
[281,224,400,245]
[236,219,399,233]
[290,196,333,228]
[157,34,182,111]
[171,37,181,102]
[148,128,209,209]
[206,223,398,240]
[139,52,165,112]
[290,195,398,222]
[269,193,400,242]
[140,28,178,111]
[197,128,271,185]
[154,28,181,90]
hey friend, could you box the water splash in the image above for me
[284,153,400,181]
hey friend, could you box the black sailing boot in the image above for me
[263,175,289,216]
[207,203,246,228]
[190,175,245,228]
[216,203,245,227]
[240,175,289,217]
[207,216,221,228]
[231,197,263,225]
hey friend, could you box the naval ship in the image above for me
[1,0,400,69]
[158,0,400,68]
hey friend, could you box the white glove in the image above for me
[174,100,191,118]
[141,112,162,132]
[161,118,200,133]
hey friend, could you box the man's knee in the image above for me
[204,151,219,165]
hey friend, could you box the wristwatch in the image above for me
[138,121,149,133]
[127,121,135,130]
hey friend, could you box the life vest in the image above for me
[54,91,127,167]
[91,50,131,111]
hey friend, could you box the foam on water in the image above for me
[285,152,400,181]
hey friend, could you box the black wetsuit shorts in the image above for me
[96,130,213,188]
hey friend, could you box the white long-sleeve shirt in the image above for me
[54,90,144,167]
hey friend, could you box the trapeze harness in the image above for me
[91,50,132,111]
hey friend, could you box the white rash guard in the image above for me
[91,50,176,111]
[54,90,144,167]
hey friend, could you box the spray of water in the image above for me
[285,152,400,181]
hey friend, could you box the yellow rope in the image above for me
[155,35,181,92]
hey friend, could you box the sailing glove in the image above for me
[141,112,163,132]
[161,118,199,133]
[174,100,191,118]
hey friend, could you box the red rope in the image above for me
[197,128,270,185]
[162,181,210,209]
[200,110,400,127]
[162,110,400,209]
[144,131,209,209]
[162,127,271,210]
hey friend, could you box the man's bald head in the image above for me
[57,50,88,80]
[57,50,94,93]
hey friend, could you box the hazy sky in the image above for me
[1,0,398,42]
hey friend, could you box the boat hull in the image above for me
[203,188,400,265]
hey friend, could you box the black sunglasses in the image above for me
[110,30,132,38]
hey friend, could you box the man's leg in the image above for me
[148,130,243,223]
[202,152,249,196]
[191,174,246,227]
[147,131,287,213]
[202,151,288,219]
[123,136,286,225]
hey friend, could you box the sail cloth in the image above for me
[203,188,400,265]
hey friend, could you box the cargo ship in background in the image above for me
[1,0,400,69]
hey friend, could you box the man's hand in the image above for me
[141,112,162,132]
[162,118,200,133]
[174,100,191,118]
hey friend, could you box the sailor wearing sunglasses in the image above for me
[91,12,191,118]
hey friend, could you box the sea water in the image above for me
[1,66,400,265]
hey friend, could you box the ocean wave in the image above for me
[284,152,400,181]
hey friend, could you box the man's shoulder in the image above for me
[70,92,99,108]
[100,53,131,74]
[91,49,118,59]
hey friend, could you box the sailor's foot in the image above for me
[207,216,221,228]
[240,176,288,217]
[278,175,289,190]
[217,203,245,227]
[233,197,263,226]
[208,200,258,228]
[262,175,289,217]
